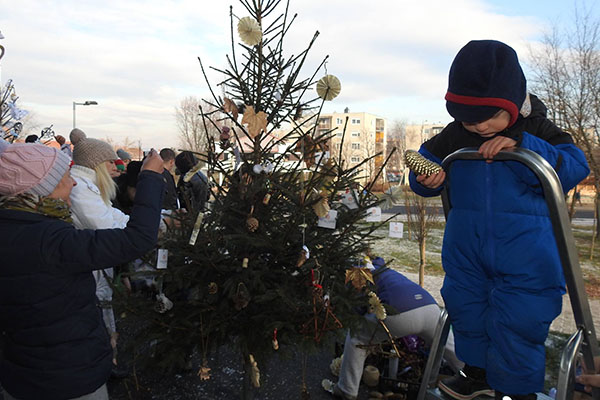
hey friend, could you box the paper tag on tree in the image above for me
[318,209,337,229]
[157,249,169,269]
[389,222,404,238]
[189,212,205,245]
[341,189,359,209]
[365,207,382,222]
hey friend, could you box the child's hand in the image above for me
[478,136,517,161]
[576,373,600,392]
[416,170,446,189]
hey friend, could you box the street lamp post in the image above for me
[72,100,98,129]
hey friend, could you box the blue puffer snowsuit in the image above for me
[409,95,589,394]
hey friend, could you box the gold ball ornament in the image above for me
[238,16,262,46]
[404,150,443,176]
[316,75,341,101]
[246,216,259,232]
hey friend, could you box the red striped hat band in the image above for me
[445,91,519,126]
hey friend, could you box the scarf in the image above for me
[0,192,73,223]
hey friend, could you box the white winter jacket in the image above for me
[70,165,129,331]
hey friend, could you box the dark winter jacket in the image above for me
[162,168,178,210]
[0,171,164,400]
[408,94,590,394]
[178,171,209,213]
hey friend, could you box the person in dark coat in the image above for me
[159,148,179,210]
[0,140,165,400]
[175,151,209,213]
[409,40,590,400]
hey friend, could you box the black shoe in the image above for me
[439,370,494,400]
[331,384,357,400]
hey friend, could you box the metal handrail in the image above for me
[439,148,599,399]
[417,308,450,399]
[556,329,584,400]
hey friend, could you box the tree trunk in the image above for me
[419,237,426,287]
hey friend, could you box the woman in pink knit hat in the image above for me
[0,139,165,400]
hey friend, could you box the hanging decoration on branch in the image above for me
[238,16,263,46]
[242,105,268,138]
[316,74,341,101]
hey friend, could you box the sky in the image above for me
[0,0,592,150]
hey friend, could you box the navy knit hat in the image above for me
[445,40,526,127]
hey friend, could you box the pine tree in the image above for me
[120,1,396,397]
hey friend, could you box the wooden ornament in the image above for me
[404,150,442,176]
[246,216,259,232]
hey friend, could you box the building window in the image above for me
[351,118,361,124]
[336,118,343,125]
[351,131,360,137]
[351,156,361,163]
[351,143,360,150]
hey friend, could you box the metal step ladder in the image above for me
[416,148,600,400]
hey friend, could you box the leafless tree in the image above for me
[386,119,406,171]
[528,3,600,233]
[175,96,220,153]
[402,186,440,287]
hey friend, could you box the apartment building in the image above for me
[404,122,445,151]
[316,110,386,181]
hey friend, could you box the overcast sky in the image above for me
[0,0,592,149]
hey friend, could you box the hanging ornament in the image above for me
[368,292,387,320]
[197,360,211,381]
[246,216,259,232]
[312,196,330,218]
[316,75,341,101]
[233,282,251,310]
[272,329,279,350]
[296,245,310,267]
[248,354,261,388]
[242,106,268,138]
[220,126,231,142]
[237,16,262,46]
[223,97,239,120]
[262,193,271,205]
[208,282,218,295]
[155,293,173,314]
[404,150,442,176]
[345,267,374,290]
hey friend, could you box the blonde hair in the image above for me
[94,162,117,206]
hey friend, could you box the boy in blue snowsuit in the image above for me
[409,40,590,400]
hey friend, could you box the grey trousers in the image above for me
[336,304,463,398]
[3,384,108,400]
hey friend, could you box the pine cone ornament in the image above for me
[404,150,442,176]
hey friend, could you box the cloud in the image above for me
[0,0,552,148]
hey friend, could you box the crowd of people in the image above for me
[1,38,600,400]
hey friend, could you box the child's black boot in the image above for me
[495,392,536,400]
[438,364,495,399]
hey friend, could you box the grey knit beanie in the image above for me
[69,128,118,169]
[116,148,132,161]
